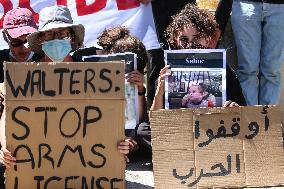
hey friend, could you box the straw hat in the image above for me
[27,5,85,55]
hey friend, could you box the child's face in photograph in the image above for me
[188,85,204,103]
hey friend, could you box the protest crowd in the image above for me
[0,0,284,188]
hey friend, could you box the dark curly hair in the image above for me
[165,3,219,49]
[97,26,148,73]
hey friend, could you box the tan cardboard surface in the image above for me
[4,62,125,189]
[150,106,284,189]
[4,62,124,100]
[150,109,194,189]
[241,106,284,186]
[281,63,284,129]
[5,100,125,188]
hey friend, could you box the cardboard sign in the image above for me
[150,106,284,188]
[4,62,126,189]
[281,64,284,126]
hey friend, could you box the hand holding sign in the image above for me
[125,70,144,89]
[150,65,171,111]
[0,147,16,168]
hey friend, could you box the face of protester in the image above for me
[188,85,204,104]
[176,25,210,49]
[7,33,31,62]
[39,27,74,62]
[41,27,72,42]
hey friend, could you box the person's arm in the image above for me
[0,106,16,168]
[0,106,6,150]
[118,137,138,162]
[0,86,5,149]
[137,86,148,123]
[126,71,147,122]
[223,100,239,107]
[150,65,171,111]
[215,0,233,35]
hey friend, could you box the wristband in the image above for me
[138,87,146,96]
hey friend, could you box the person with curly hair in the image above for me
[151,3,245,111]
[97,26,148,123]
[97,26,148,75]
[96,26,151,156]
[165,3,220,50]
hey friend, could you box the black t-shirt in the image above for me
[72,47,99,62]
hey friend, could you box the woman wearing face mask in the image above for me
[27,6,84,62]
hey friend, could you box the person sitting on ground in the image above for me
[97,26,150,155]
[97,26,148,124]
[151,3,244,111]
[0,6,132,175]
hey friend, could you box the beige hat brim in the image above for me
[27,23,85,55]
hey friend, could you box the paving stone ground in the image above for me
[126,154,154,189]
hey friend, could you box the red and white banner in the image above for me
[0,0,160,50]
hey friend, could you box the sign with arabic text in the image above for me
[150,106,284,188]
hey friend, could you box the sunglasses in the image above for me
[3,31,28,47]
[9,39,28,47]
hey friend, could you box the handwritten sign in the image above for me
[150,106,284,188]
[4,62,126,188]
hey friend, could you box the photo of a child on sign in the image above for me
[182,83,216,108]
[167,70,223,109]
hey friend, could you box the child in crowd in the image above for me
[165,3,220,50]
[151,3,244,111]
[97,26,150,155]
[97,26,148,124]
[182,83,216,108]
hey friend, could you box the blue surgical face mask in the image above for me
[42,38,72,62]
